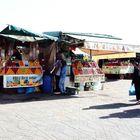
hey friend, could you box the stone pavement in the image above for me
[0,79,140,140]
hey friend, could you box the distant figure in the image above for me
[132,62,140,104]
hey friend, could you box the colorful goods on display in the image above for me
[0,60,43,88]
[102,61,134,74]
[72,60,104,75]
[72,60,105,86]
[0,25,57,91]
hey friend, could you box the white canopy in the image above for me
[68,34,140,53]
[72,48,89,56]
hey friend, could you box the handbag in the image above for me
[129,85,136,96]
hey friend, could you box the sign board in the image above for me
[4,74,43,88]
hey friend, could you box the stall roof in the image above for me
[44,31,62,38]
[43,31,85,47]
[63,32,140,53]
[44,31,122,48]
[44,31,140,54]
[0,34,44,42]
[63,32,122,40]
[0,25,58,42]
[1,24,40,37]
[44,31,122,40]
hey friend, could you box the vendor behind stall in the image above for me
[11,47,22,61]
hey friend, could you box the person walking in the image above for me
[132,62,140,104]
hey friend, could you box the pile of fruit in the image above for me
[72,60,104,75]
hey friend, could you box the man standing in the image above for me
[132,62,140,104]
[59,58,67,94]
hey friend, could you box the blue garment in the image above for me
[59,65,67,93]
[43,75,53,93]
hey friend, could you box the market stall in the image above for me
[81,41,136,79]
[68,34,138,80]
[0,42,45,93]
[43,31,108,92]
[0,25,57,93]
[1,45,43,89]
[43,31,139,92]
[101,59,134,79]
[72,59,105,91]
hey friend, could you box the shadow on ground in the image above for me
[129,99,136,102]
[0,93,79,104]
[105,79,119,82]
[83,103,136,110]
[83,103,140,119]
[100,109,140,119]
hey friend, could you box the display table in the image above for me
[0,60,43,88]
[3,66,43,88]
[102,65,134,74]
[75,73,105,84]
[72,61,105,91]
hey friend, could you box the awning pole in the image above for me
[90,49,92,61]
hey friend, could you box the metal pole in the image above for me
[90,49,92,61]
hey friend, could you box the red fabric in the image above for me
[69,47,76,51]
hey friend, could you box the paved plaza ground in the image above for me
[0,79,140,140]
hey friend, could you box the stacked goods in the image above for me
[90,62,98,68]
[104,61,133,67]
[72,60,83,75]
[82,68,93,74]
[102,60,134,74]
[3,59,43,76]
[82,61,91,67]
[5,60,41,68]
[96,68,104,74]
[73,60,105,91]
[72,60,104,76]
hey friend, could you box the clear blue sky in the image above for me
[0,0,140,44]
